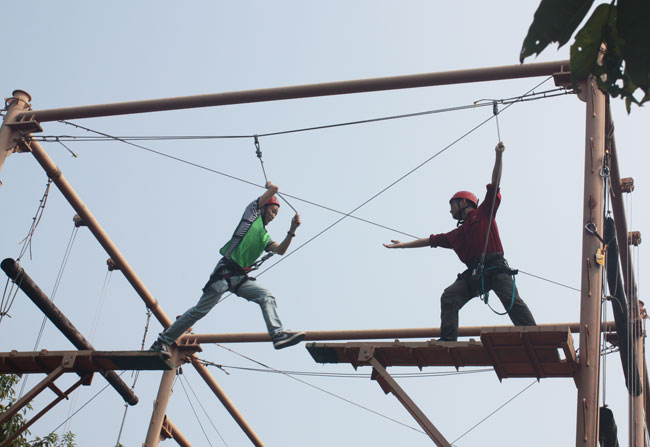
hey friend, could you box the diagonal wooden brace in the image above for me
[0,365,66,427]
[0,353,93,447]
[1,373,91,447]
[359,349,451,447]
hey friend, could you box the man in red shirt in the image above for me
[384,142,535,341]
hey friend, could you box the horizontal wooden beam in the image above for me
[180,322,616,344]
[15,60,569,122]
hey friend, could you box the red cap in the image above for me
[450,191,478,207]
[264,196,280,207]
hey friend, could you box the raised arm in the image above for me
[258,181,279,208]
[267,213,301,255]
[491,142,505,186]
[383,237,430,249]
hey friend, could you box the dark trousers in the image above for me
[439,271,536,341]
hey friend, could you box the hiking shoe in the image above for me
[149,339,171,357]
[272,331,306,350]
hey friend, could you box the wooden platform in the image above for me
[0,350,174,374]
[307,326,577,380]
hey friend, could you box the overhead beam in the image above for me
[15,60,569,123]
[180,322,616,344]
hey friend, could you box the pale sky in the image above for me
[1,2,649,447]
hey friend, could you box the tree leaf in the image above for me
[520,0,595,63]
[617,0,650,90]
[570,4,615,85]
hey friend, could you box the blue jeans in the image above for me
[158,265,284,345]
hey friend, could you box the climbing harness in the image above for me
[202,255,274,296]
[463,254,518,315]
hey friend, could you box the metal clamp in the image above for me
[585,222,606,244]
[254,135,262,158]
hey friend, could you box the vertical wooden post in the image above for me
[144,352,178,447]
[575,75,606,447]
[0,90,31,183]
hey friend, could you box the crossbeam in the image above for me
[180,321,615,344]
[0,350,173,374]
[13,60,568,123]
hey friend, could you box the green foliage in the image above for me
[520,0,595,62]
[521,0,650,111]
[1,374,76,447]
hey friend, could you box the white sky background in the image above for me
[1,2,648,446]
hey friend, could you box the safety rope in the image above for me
[178,375,215,447]
[17,178,52,262]
[477,102,514,315]
[115,308,153,447]
[600,147,611,406]
[41,86,572,143]
[0,179,52,325]
[62,267,113,435]
[480,267,516,316]
[19,224,80,399]
[180,374,228,447]
[214,343,425,434]
[253,135,298,214]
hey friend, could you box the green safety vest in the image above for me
[219,215,270,269]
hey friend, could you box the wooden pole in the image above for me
[144,362,177,447]
[0,90,31,181]
[180,322,616,344]
[575,74,606,447]
[13,60,569,123]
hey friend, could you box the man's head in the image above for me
[449,191,478,221]
[262,196,280,225]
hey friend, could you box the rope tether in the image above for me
[478,103,513,315]
[252,135,299,214]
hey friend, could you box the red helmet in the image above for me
[264,196,280,207]
[450,191,478,207]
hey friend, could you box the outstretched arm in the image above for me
[268,214,301,255]
[491,142,505,186]
[258,181,279,208]
[383,237,430,249]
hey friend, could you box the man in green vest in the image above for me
[150,181,304,352]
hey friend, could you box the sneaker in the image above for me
[149,339,171,357]
[272,331,306,350]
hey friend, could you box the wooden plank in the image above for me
[307,328,578,380]
[0,350,173,374]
